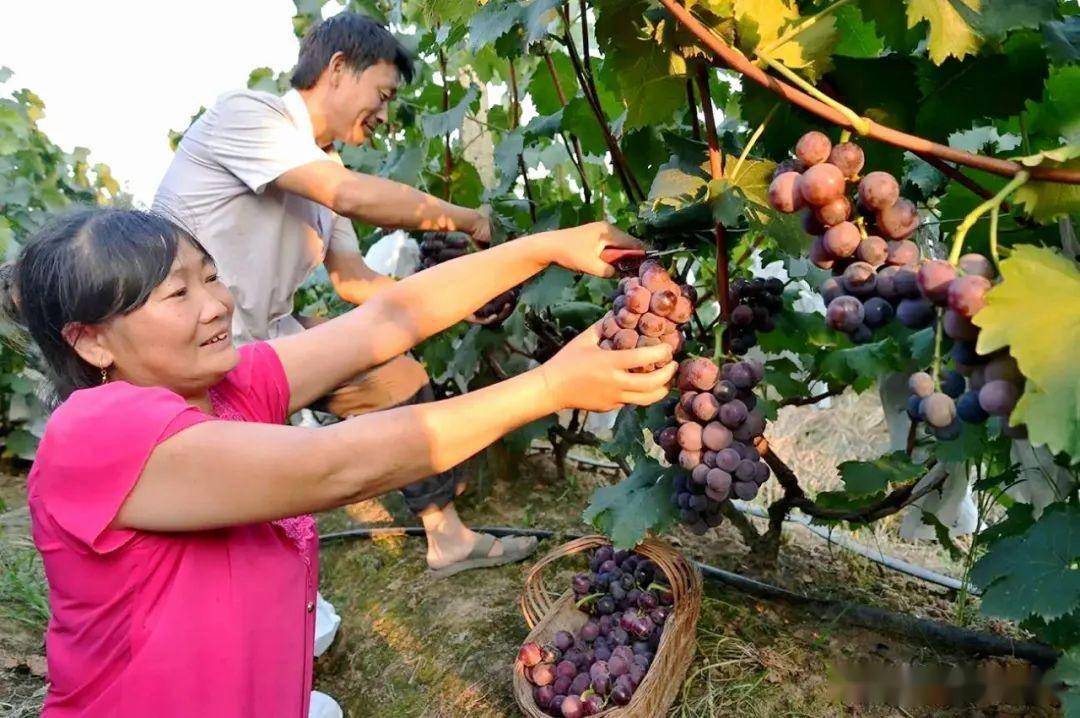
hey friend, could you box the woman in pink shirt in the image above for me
[6,208,676,717]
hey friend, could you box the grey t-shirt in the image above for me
[153,89,359,342]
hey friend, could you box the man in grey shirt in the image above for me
[154,12,535,576]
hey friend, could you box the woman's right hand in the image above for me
[538,321,677,413]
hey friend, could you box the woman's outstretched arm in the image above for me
[115,328,675,533]
[271,222,638,414]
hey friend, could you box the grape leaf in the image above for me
[583,457,679,548]
[1011,154,1080,222]
[560,96,608,156]
[528,51,576,116]
[906,0,982,64]
[1043,17,1080,65]
[644,156,710,216]
[505,415,557,453]
[733,0,838,79]
[493,130,525,194]
[523,0,564,45]
[949,0,1058,41]
[520,266,578,311]
[833,4,885,58]
[421,85,479,137]
[1025,66,1080,146]
[914,34,1049,141]
[1047,647,1080,717]
[467,1,523,53]
[2,427,37,461]
[838,451,921,496]
[974,245,1080,458]
[971,504,1080,622]
[603,406,645,457]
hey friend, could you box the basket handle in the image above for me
[520,535,610,629]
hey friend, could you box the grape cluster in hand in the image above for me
[768,132,929,343]
[728,277,783,355]
[652,358,770,534]
[518,546,674,716]
[903,253,1026,439]
[419,231,519,325]
[600,259,695,363]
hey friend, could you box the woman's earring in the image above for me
[100,367,109,385]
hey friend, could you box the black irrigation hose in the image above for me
[319,527,1060,667]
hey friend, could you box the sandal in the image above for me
[426,534,539,580]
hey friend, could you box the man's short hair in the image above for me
[290,12,414,89]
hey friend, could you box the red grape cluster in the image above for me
[728,277,784,355]
[653,358,770,533]
[518,546,674,716]
[600,259,694,361]
[903,253,1026,438]
[419,231,519,325]
[768,132,931,342]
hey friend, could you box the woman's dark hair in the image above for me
[290,12,414,89]
[0,208,211,400]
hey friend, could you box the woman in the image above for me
[7,208,674,717]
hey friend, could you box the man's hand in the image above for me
[466,205,493,247]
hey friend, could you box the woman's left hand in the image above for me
[543,222,643,278]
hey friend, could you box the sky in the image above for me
[1,0,306,205]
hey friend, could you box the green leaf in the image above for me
[2,428,37,461]
[837,451,921,497]
[1043,17,1080,65]
[505,415,557,453]
[602,406,644,457]
[467,1,524,52]
[1025,66,1080,146]
[528,51,576,116]
[421,85,479,137]
[561,96,608,156]
[1047,647,1080,717]
[583,458,678,548]
[974,246,1080,458]
[914,34,1049,141]
[971,504,1080,623]
[523,0,564,45]
[520,266,577,311]
[833,4,885,58]
[493,130,525,194]
[951,0,1058,41]
[906,0,982,64]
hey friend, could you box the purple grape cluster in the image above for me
[903,253,1026,439]
[419,231,519,325]
[767,132,932,343]
[600,259,694,362]
[652,357,770,534]
[518,546,674,716]
[728,277,783,355]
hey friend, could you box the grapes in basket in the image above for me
[517,546,674,716]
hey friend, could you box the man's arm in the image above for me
[324,246,396,306]
[276,160,490,244]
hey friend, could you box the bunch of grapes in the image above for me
[651,358,770,534]
[599,259,695,361]
[903,253,1026,439]
[418,231,519,325]
[728,277,783,355]
[768,131,932,343]
[518,546,674,717]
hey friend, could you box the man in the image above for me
[153,12,537,577]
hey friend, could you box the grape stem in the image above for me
[656,0,1080,184]
[730,102,780,181]
[756,53,871,135]
[947,171,1030,266]
[574,592,604,609]
[989,205,1003,274]
[839,129,852,144]
[932,308,944,391]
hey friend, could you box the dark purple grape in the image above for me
[826,296,865,333]
[863,296,894,329]
[597,596,616,615]
[572,573,592,595]
[550,695,566,714]
[582,694,604,715]
[570,672,591,695]
[555,632,575,652]
[580,620,600,642]
[957,390,989,423]
[933,419,962,441]
[535,685,556,710]
[715,448,740,472]
[896,298,934,329]
[979,380,1020,417]
[733,480,759,500]
[719,399,748,428]
[713,379,737,402]
[611,685,632,706]
[556,660,577,680]
[906,394,923,421]
[941,370,965,399]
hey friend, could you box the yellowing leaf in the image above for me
[907,0,983,64]
[730,157,778,209]
[973,245,1080,458]
[733,0,838,79]
[1011,146,1080,222]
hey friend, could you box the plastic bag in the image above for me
[364,229,420,278]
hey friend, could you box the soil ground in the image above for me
[0,392,1060,717]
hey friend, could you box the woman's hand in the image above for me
[541,222,643,278]
[538,321,677,413]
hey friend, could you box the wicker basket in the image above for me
[513,536,702,717]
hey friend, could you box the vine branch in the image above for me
[657,0,1080,184]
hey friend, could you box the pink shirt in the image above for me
[28,343,317,717]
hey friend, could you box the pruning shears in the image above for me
[599,247,681,275]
